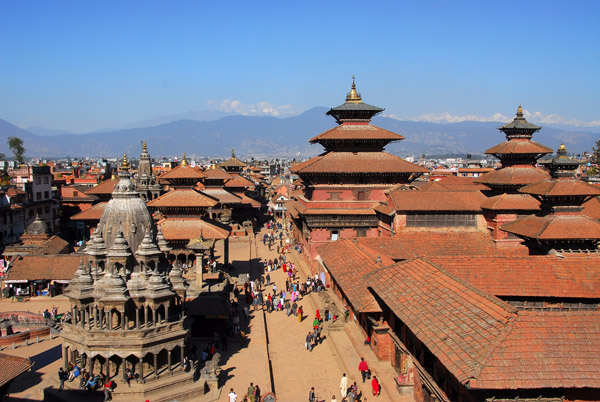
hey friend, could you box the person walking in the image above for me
[247,382,256,402]
[229,388,238,402]
[305,332,313,352]
[58,367,66,391]
[292,301,298,316]
[308,386,316,402]
[359,357,369,383]
[372,375,380,396]
[254,384,261,402]
[340,373,348,398]
[298,306,303,322]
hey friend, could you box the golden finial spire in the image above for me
[516,105,524,119]
[346,75,363,103]
[232,148,236,158]
[121,154,130,170]
[181,153,188,166]
[142,140,147,153]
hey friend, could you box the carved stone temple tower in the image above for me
[61,155,194,399]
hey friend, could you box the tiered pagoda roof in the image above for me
[477,106,552,212]
[292,152,427,176]
[158,154,205,186]
[501,145,600,252]
[146,188,218,208]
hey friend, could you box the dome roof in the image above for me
[25,214,49,235]
[97,156,155,254]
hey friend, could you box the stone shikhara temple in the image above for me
[61,156,195,399]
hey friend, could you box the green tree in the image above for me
[593,139,600,164]
[7,137,25,165]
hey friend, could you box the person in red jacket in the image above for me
[358,357,369,383]
[372,375,380,396]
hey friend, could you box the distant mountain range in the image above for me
[0,108,597,159]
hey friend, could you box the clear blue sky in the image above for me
[1,0,599,132]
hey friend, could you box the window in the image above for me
[327,192,341,200]
[36,192,42,200]
[356,228,367,237]
[406,213,477,228]
[44,191,49,199]
[45,206,50,214]
[36,177,41,185]
[331,231,339,241]
[43,176,49,184]
[357,191,367,201]
[37,207,42,215]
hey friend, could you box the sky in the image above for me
[1,0,599,133]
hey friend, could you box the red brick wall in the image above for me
[372,329,393,362]
[413,368,425,402]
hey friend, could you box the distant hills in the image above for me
[0,108,597,159]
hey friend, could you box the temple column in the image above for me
[152,308,157,326]
[63,345,68,367]
[180,345,185,370]
[168,349,172,375]
[122,310,127,331]
[108,310,113,330]
[153,353,159,378]
[144,306,149,328]
[80,309,85,328]
[139,356,145,384]
[87,355,92,374]
[135,307,140,329]
[165,305,169,323]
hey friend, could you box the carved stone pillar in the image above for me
[153,353,158,378]
[168,349,172,374]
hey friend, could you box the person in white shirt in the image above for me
[228,388,237,402]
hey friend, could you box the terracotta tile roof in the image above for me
[427,255,600,298]
[317,239,395,313]
[485,139,553,155]
[291,152,428,175]
[71,202,107,221]
[146,189,218,208]
[158,218,230,241]
[358,231,506,260]
[6,254,87,281]
[420,178,489,192]
[85,178,119,195]
[480,193,541,211]
[203,168,234,180]
[201,189,242,204]
[309,123,404,143]
[471,310,600,389]
[389,189,485,212]
[224,176,255,189]
[369,258,516,385]
[0,353,32,387]
[501,214,600,240]
[158,164,206,180]
[373,203,395,216]
[6,187,26,196]
[520,179,600,197]
[301,207,377,216]
[41,235,70,254]
[475,167,550,186]
[583,196,600,219]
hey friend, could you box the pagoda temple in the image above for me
[502,144,600,253]
[288,79,427,259]
[475,106,553,243]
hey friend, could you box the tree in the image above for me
[7,137,25,165]
[593,139,600,164]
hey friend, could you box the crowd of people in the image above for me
[228,381,263,402]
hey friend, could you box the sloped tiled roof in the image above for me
[292,152,428,175]
[7,255,87,281]
[158,218,230,241]
[485,139,553,155]
[201,189,242,204]
[419,178,489,192]
[85,178,119,195]
[501,214,600,240]
[358,231,506,260]
[369,259,516,385]
[480,193,540,211]
[583,196,600,219]
[0,353,32,387]
[236,193,262,208]
[203,168,234,180]
[225,175,255,188]
[475,167,550,186]
[309,123,404,143]
[389,189,485,212]
[218,156,247,168]
[427,255,600,298]
[71,202,107,221]
[471,310,600,389]
[520,179,600,197]
[317,239,395,312]
[146,189,218,208]
[158,164,206,180]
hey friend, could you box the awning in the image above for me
[4,280,28,283]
